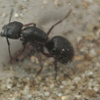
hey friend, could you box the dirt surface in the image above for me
[0,0,100,100]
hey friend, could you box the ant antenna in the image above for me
[9,9,13,23]
[6,9,13,59]
[47,9,72,35]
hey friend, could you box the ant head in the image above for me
[0,9,23,39]
[0,21,23,39]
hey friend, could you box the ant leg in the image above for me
[9,9,13,23]
[47,9,72,35]
[54,60,61,85]
[23,23,36,27]
[42,52,53,57]
[41,50,60,84]
[40,48,53,57]
[6,37,12,59]
[10,41,26,63]
[54,60,58,80]
[33,48,43,79]
[10,46,26,63]
[42,50,58,79]
[5,9,14,59]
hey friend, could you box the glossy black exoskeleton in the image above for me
[0,9,74,79]
[43,36,74,79]
[46,36,74,64]
[21,26,48,50]
[1,21,23,39]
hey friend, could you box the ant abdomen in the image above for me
[46,36,74,64]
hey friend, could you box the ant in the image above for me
[0,9,74,79]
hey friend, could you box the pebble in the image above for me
[35,97,42,100]
[93,87,99,92]
[14,13,19,18]
[6,85,12,89]
[77,37,82,42]
[6,78,13,89]
[39,93,44,97]
[81,73,86,78]
[43,0,48,4]
[44,91,50,97]
[23,86,30,95]
[56,92,62,97]
[74,94,82,99]
[74,55,84,61]
[61,96,66,100]
[30,56,36,63]
[60,85,64,89]
[54,0,63,7]
[30,56,39,64]
[26,94,32,99]
[50,84,55,88]
[89,49,97,57]
[61,81,67,86]
[73,76,81,83]
[70,86,76,90]
[85,70,93,76]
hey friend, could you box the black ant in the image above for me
[0,9,74,79]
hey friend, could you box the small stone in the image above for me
[95,62,100,67]
[74,94,82,99]
[26,94,32,99]
[81,73,86,78]
[60,85,64,89]
[95,29,100,36]
[89,49,97,57]
[14,13,19,18]
[56,93,62,97]
[88,82,92,87]
[6,85,12,89]
[77,37,82,42]
[70,86,76,90]
[80,47,88,53]
[85,70,93,76]
[23,86,30,95]
[43,0,48,4]
[61,96,67,100]
[35,57,39,64]
[73,77,81,83]
[61,81,67,86]
[54,0,63,7]
[43,86,48,91]
[10,97,16,100]
[50,84,55,88]
[44,91,50,97]
[39,93,44,97]
[35,97,42,100]
[30,56,36,63]
[6,78,13,89]
[30,56,39,64]
[74,55,84,61]
[93,87,99,92]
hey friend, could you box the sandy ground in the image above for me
[0,0,100,100]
